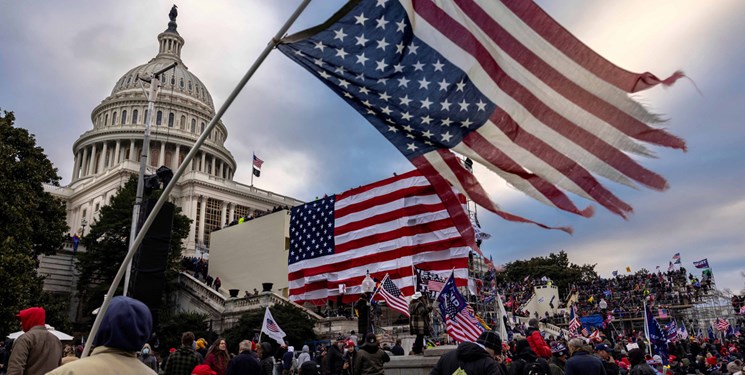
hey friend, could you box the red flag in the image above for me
[278,0,684,232]
[287,170,471,304]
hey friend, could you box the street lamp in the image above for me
[358,270,375,338]
[81,218,88,237]
[259,282,273,308]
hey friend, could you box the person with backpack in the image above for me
[564,338,606,375]
[508,339,551,375]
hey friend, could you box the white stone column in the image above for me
[80,147,89,176]
[198,196,207,243]
[228,203,235,223]
[72,150,82,181]
[187,196,198,248]
[159,141,166,166]
[220,201,227,227]
[127,141,134,162]
[101,142,108,169]
[211,157,216,176]
[114,140,121,165]
[89,144,97,175]
[200,152,206,173]
[218,161,224,178]
[173,144,180,170]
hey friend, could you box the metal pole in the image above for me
[81,0,312,357]
[123,61,177,296]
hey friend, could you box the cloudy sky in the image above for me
[2,1,744,293]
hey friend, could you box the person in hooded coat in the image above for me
[353,334,389,375]
[296,345,312,368]
[7,306,62,375]
[139,343,159,372]
[430,331,505,375]
[47,296,157,375]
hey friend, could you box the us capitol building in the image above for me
[44,10,302,257]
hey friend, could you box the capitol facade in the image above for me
[45,12,302,256]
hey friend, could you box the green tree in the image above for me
[503,251,597,297]
[157,311,210,353]
[76,176,191,327]
[223,303,317,353]
[0,110,68,336]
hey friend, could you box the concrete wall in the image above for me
[208,211,290,297]
[524,285,560,318]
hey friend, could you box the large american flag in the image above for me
[437,272,483,342]
[373,273,410,317]
[288,170,470,304]
[278,0,684,231]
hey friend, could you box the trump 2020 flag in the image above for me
[287,170,471,304]
[261,307,286,345]
[278,0,684,232]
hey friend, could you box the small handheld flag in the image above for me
[261,307,286,345]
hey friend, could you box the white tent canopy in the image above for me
[7,324,74,341]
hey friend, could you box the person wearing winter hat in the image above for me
[47,296,157,375]
[342,341,356,375]
[549,342,568,375]
[7,306,62,375]
[192,364,217,375]
[353,333,389,375]
[430,331,505,375]
[594,344,619,375]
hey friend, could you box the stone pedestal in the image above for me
[383,346,456,375]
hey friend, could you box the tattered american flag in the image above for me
[278,0,684,232]
[716,318,730,332]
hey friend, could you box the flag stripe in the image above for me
[498,0,684,94]
[288,171,471,303]
[411,1,667,196]
[418,151,573,232]
[460,131,594,217]
[442,0,683,150]
[289,244,469,291]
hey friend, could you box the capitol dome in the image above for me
[72,10,236,185]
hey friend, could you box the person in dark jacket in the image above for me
[390,339,404,356]
[327,340,345,375]
[165,332,203,375]
[627,348,655,375]
[226,340,261,375]
[354,334,389,375]
[430,331,505,375]
[509,339,551,375]
[526,318,552,359]
[595,344,619,375]
[259,342,275,375]
[564,338,606,375]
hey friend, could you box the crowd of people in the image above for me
[431,317,745,375]
[224,206,291,228]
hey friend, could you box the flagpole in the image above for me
[411,262,417,295]
[80,0,313,358]
[643,301,652,357]
[250,153,255,187]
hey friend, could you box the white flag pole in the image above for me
[81,0,313,358]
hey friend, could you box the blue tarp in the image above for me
[580,314,605,329]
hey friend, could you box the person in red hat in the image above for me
[7,306,62,375]
[192,364,217,375]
